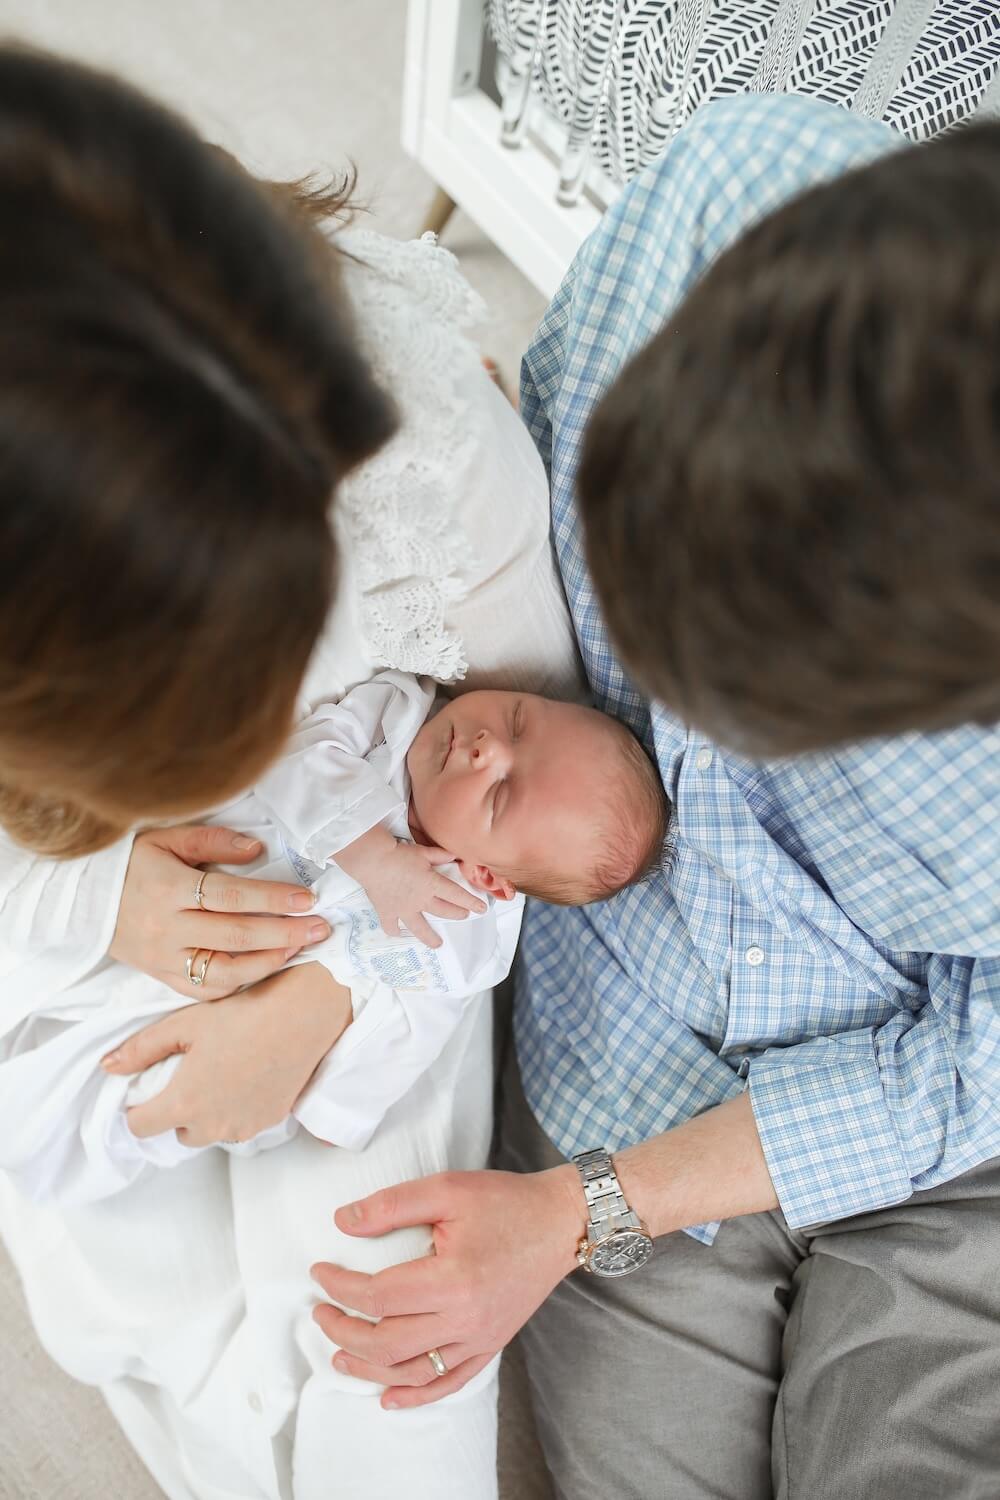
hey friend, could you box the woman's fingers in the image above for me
[193,946,305,997]
[154,824,264,867]
[185,910,330,956]
[148,944,308,1000]
[176,1121,245,1149]
[101,1011,193,1080]
[126,1094,188,1139]
[112,827,324,993]
[190,868,318,916]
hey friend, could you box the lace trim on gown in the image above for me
[334,228,489,682]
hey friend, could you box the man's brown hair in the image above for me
[0,47,396,856]
[579,123,1000,756]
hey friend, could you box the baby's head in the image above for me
[406,690,668,906]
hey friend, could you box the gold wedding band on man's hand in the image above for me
[426,1348,447,1378]
[185,949,215,987]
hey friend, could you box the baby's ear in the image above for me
[460,862,517,901]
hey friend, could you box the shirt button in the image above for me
[745,945,765,967]
[694,747,714,771]
[247,1392,264,1415]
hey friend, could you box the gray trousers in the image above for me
[497,1056,1000,1500]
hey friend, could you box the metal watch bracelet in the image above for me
[572,1147,653,1276]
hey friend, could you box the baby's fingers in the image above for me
[419,845,456,867]
[403,912,443,949]
[427,898,475,922]
[191,947,303,998]
[432,876,486,914]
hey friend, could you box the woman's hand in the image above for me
[102,963,352,1145]
[109,825,332,998]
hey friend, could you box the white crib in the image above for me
[403,0,1000,296]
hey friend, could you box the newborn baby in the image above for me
[345,676,669,914]
[122,671,668,1166]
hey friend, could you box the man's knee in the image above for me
[775,1176,1000,1500]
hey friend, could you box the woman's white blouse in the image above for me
[0,229,581,1203]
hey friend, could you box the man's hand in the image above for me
[101,963,352,1146]
[335,827,485,949]
[310,1092,781,1409]
[310,1166,584,1408]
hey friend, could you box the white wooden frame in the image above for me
[403,0,613,298]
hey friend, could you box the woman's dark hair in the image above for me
[579,123,1000,755]
[0,46,396,855]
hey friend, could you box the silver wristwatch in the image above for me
[572,1148,654,1277]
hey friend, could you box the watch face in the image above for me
[590,1229,654,1278]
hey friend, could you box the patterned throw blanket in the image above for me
[489,0,1000,194]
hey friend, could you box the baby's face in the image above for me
[406,690,623,896]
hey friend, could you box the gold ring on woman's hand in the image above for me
[184,949,214,987]
[193,871,208,909]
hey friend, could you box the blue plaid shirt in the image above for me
[515,93,1000,1241]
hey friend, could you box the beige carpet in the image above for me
[0,0,546,390]
[0,1,552,1496]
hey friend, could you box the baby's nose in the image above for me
[470,729,502,766]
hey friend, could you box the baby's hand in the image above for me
[336,829,486,948]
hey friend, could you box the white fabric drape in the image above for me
[0,230,582,1499]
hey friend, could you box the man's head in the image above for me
[579,122,1000,757]
[406,690,667,905]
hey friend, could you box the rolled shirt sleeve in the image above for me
[748,954,1000,1230]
